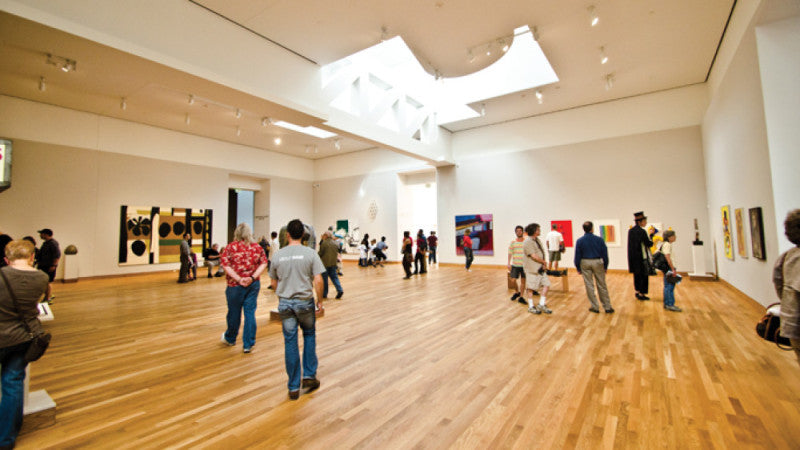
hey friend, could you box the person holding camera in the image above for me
[1,240,49,447]
[523,223,552,314]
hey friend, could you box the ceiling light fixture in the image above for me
[236,126,241,136]
[274,137,281,145]
[235,108,242,119]
[121,97,127,110]
[600,46,609,64]
[467,49,476,63]
[605,73,615,91]
[38,76,46,92]
[46,53,76,73]
[188,95,195,105]
[535,90,543,104]
[500,39,509,53]
[380,26,389,42]
[185,113,191,125]
[486,44,492,56]
[588,5,599,27]
[262,117,270,127]
[480,103,486,117]
[334,139,342,150]
[305,145,311,154]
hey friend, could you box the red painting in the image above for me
[550,220,573,247]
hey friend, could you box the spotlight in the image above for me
[380,26,389,42]
[605,73,615,91]
[486,44,491,56]
[600,46,608,64]
[334,139,342,150]
[189,95,195,105]
[236,126,241,136]
[588,5,599,26]
[46,54,76,72]
[500,39,509,53]
[185,113,191,125]
[480,103,486,117]
[235,108,242,119]
[274,137,281,145]
[121,97,127,110]
[38,76,46,92]
[535,90,543,104]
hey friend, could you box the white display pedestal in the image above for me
[22,304,57,434]
[690,244,715,281]
[62,253,79,282]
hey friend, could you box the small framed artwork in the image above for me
[749,207,766,260]
[593,219,621,247]
[721,205,734,261]
[734,207,748,259]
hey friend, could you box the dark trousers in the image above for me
[464,248,474,269]
[179,256,191,282]
[402,255,412,278]
[633,268,649,294]
[428,247,437,264]
[414,252,426,273]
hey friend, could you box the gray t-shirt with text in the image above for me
[269,244,325,300]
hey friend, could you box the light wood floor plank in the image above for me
[15,262,800,449]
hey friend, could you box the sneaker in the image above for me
[220,332,234,346]
[532,290,540,296]
[528,306,541,314]
[511,293,520,301]
[243,347,252,353]
[517,297,527,305]
[604,308,615,314]
[539,305,552,314]
[288,390,300,400]
[588,307,600,313]
[664,305,682,312]
[302,377,320,392]
[335,292,343,299]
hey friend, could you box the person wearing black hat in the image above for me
[627,212,656,300]
[37,228,60,302]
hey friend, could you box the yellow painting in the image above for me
[721,205,734,261]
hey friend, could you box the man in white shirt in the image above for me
[545,225,564,270]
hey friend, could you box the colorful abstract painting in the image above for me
[550,220,573,247]
[593,219,621,247]
[119,205,212,266]
[721,205,734,261]
[735,207,748,259]
[455,214,494,256]
[749,207,765,260]
[647,222,663,253]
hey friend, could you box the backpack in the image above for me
[651,245,670,273]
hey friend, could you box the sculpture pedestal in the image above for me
[690,244,714,281]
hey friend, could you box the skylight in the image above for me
[273,120,337,139]
[321,25,558,141]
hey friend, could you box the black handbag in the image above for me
[0,269,52,362]
[756,302,793,350]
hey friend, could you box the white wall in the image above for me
[312,170,399,259]
[0,140,230,277]
[397,171,437,257]
[756,14,800,253]
[702,9,779,305]
[438,127,709,270]
[269,177,314,237]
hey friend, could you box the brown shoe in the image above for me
[288,390,300,400]
[302,377,320,392]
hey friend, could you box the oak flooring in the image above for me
[17,262,800,449]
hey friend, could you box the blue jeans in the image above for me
[428,246,437,264]
[278,298,317,391]
[663,274,681,307]
[1,341,30,447]
[224,281,260,349]
[321,266,343,298]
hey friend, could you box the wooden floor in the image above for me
[17,262,800,449]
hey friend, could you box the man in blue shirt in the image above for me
[574,221,614,313]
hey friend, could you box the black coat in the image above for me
[627,225,653,273]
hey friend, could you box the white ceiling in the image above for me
[0,0,736,159]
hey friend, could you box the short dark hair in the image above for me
[785,209,800,246]
[583,221,593,233]
[381,236,386,241]
[287,219,305,239]
[271,231,277,239]
[552,224,557,230]
[525,223,540,236]
[663,230,676,240]
[403,231,410,237]
[515,225,523,232]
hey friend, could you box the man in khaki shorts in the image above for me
[523,223,552,314]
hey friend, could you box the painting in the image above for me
[550,220,573,247]
[647,222,663,253]
[593,219,621,247]
[119,205,212,266]
[749,207,766,260]
[455,214,494,256]
[735,208,748,259]
[721,205,734,261]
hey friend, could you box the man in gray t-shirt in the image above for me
[269,219,325,400]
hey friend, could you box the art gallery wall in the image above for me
[436,126,710,271]
[702,5,782,306]
[0,140,230,277]
[312,169,400,259]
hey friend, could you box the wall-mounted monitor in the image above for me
[0,139,11,193]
